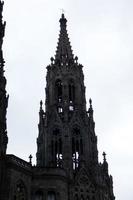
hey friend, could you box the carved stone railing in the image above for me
[6,154,31,170]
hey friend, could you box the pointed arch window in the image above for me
[13,180,27,200]
[80,195,84,200]
[69,80,75,103]
[72,127,83,170]
[69,80,75,111]
[47,191,56,200]
[74,194,78,200]
[58,107,63,113]
[51,128,62,167]
[35,191,43,200]
[55,79,62,103]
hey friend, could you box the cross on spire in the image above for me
[60,8,65,14]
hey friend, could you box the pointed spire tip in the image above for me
[59,12,67,25]
[61,13,65,19]
[55,13,74,63]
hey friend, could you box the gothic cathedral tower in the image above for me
[36,14,115,200]
[0,3,115,199]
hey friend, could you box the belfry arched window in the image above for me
[51,128,62,167]
[13,180,27,200]
[35,191,43,200]
[55,79,62,102]
[72,127,83,169]
[74,194,78,200]
[47,191,56,200]
[69,80,75,103]
[68,80,75,111]
[80,195,84,200]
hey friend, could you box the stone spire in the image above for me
[55,14,74,64]
[36,100,45,166]
[0,0,8,156]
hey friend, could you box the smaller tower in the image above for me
[0,0,8,156]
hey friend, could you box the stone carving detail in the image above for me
[13,180,27,200]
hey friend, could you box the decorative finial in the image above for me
[50,57,54,65]
[61,13,65,19]
[102,152,108,173]
[88,98,94,118]
[59,11,67,27]
[103,152,106,161]
[29,154,33,165]
[40,100,43,110]
[75,56,78,64]
[89,98,92,106]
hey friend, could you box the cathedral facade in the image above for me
[0,1,115,200]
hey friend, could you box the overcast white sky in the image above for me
[2,0,133,199]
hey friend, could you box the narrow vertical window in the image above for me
[55,80,62,102]
[72,128,83,169]
[69,81,75,103]
[80,139,83,155]
[35,191,43,200]
[81,195,84,200]
[52,129,62,167]
[47,191,56,200]
[74,194,78,200]
[58,107,63,113]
